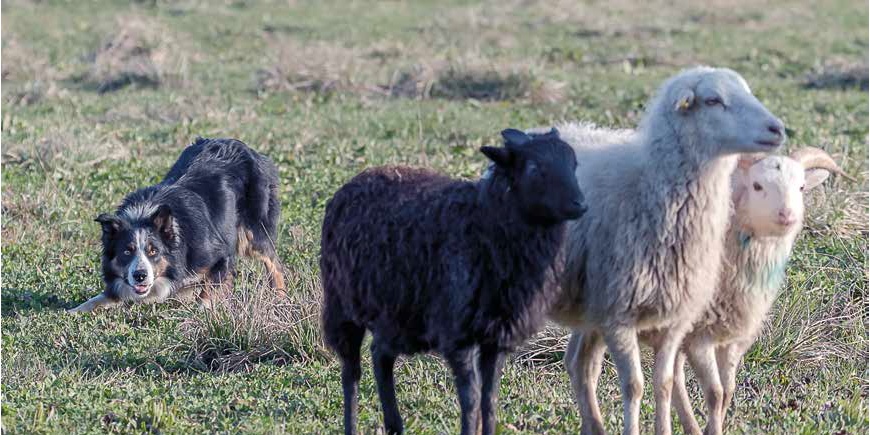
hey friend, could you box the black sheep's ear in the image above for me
[150,205,175,242]
[501,128,531,148]
[480,146,515,168]
[547,127,560,138]
[95,214,122,239]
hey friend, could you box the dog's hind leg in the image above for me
[255,249,285,292]
[239,226,286,293]
[199,258,236,306]
[67,293,120,313]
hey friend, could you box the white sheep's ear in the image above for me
[804,168,831,190]
[674,88,695,112]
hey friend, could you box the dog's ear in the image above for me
[150,205,175,242]
[95,214,122,239]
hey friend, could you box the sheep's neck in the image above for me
[477,175,526,225]
[640,127,736,237]
[726,222,799,296]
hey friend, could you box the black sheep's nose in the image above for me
[133,270,147,283]
[565,199,587,219]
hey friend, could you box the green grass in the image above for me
[2,0,868,434]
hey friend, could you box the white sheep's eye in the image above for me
[753,182,763,192]
[800,185,805,192]
[705,97,723,106]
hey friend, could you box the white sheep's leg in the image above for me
[715,342,747,428]
[685,342,724,435]
[565,331,607,435]
[67,293,120,313]
[603,327,643,435]
[652,326,690,435]
[672,351,703,435]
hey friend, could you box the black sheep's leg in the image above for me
[371,339,403,434]
[447,346,481,435]
[479,344,506,435]
[337,325,365,435]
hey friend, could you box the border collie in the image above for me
[69,137,285,312]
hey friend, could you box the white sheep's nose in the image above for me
[777,208,796,226]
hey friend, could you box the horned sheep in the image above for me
[661,147,854,435]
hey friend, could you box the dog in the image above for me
[69,137,285,312]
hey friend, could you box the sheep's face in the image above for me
[672,67,786,156]
[482,128,586,225]
[734,156,808,237]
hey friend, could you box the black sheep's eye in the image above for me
[525,162,540,176]
[705,97,723,106]
[123,249,132,256]
[753,182,763,192]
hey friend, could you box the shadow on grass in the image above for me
[1,287,75,317]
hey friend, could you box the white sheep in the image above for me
[656,147,854,435]
[552,66,786,435]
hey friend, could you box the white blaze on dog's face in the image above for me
[734,155,829,238]
[126,229,156,294]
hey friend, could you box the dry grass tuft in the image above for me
[2,35,67,106]
[804,58,869,91]
[254,37,565,103]
[383,61,565,103]
[515,324,570,369]
[1,35,48,82]
[85,16,188,93]
[758,265,868,368]
[1,127,130,172]
[253,38,373,95]
[171,264,327,372]
[430,64,531,101]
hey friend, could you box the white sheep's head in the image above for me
[645,66,786,156]
[732,147,854,237]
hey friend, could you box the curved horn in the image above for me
[789,147,856,182]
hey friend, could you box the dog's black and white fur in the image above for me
[69,137,285,312]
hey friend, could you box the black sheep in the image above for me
[320,128,586,435]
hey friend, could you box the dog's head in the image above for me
[96,204,176,301]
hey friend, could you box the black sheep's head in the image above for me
[480,128,586,225]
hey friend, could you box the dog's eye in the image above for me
[753,182,763,192]
[148,247,157,256]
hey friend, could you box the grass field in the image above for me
[2,0,868,434]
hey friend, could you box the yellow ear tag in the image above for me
[680,99,691,110]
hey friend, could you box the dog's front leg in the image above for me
[67,293,120,313]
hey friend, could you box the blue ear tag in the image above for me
[738,231,752,249]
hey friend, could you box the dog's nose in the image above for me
[132,270,148,283]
